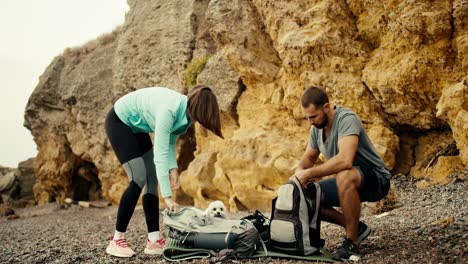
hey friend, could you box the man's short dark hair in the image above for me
[301,86,329,108]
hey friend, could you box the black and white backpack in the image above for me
[269,177,323,255]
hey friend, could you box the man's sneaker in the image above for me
[334,238,360,260]
[357,221,371,244]
[106,236,135,258]
[144,237,166,255]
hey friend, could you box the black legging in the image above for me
[105,107,160,233]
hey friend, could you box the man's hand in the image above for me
[294,167,302,175]
[291,169,310,187]
[164,197,180,214]
[169,169,180,191]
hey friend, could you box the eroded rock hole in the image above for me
[71,162,101,201]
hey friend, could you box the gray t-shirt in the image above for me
[309,106,391,180]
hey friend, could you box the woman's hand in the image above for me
[164,197,180,214]
[169,169,180,191]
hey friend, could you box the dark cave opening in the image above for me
[71,162,102,201]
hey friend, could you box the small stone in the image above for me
[6,214,19,220]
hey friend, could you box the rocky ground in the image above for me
[0,174,466,264]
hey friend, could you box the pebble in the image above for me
[0,174,466,263]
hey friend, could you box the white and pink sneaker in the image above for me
[144,237,165,255]
[106,236,135,258]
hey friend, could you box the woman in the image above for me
[104,85,223,257]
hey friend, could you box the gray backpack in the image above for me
[269,177,322,255]
[163,207,267,259]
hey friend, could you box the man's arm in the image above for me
[296,135,359,185]
[296,145,320,172]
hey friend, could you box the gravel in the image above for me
[0,175,466,263]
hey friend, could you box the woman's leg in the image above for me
[131,134,160,236]
[104,108,151,233]
[141,149,159,234]
[135,133,166,254]
[141,149,166,254]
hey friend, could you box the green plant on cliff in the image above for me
[185,55,212,87]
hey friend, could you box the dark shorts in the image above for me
[318,166,391,207]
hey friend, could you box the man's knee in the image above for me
[318,178,341,207]
[336,169,361,191]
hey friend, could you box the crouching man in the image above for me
[294,86,391,260]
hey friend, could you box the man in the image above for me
[294,86,391,260]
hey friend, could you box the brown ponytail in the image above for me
[187,85,224,139]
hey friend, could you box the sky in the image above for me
[0,0,129,167]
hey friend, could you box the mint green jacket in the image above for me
[114,87,192,198]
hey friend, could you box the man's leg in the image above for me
[318,178,346,227]
[321,207,345,227]
[336,168,362,243]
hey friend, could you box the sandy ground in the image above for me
[0,174,466,263]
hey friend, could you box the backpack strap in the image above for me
[308,182,321,229]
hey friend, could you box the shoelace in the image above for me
[112,237,129,248]
[156,238,166,246]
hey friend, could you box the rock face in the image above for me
[113,0,199,94]
[0,159,36,204]
[25,0,467,210]
[15,158,36,198]
[25,30,121,204]
[0,167,18,202]
[436,79,468,167]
